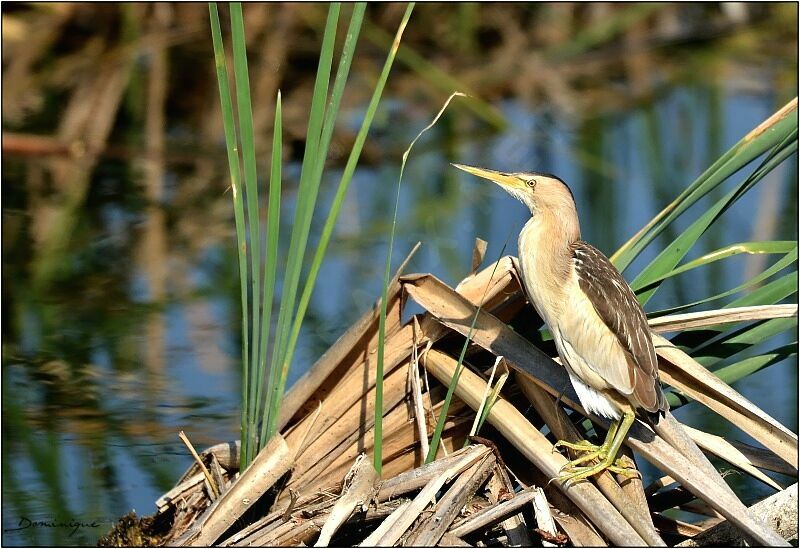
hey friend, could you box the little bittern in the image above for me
[454,164,668,485]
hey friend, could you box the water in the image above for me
[2,83,797,545]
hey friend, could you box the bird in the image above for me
[452,163,668,485]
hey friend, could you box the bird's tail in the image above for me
[645,386,669,425]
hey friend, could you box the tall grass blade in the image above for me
[726,271,798,308]
[208,2,251,470]
[264,3,340,439]
[268,4,368,439]
[282,5,415,413]
[375,82,457,474]
[691,317,797,367]
[648,248,797,317]
[258,92,282,448]
[666,270,797,358]
[666,342,798,409]
[637,241,796,290]
[713,343,797,384]
[229,1,261,466]
[631,132,798,305]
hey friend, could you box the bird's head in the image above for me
[452,163,575,216]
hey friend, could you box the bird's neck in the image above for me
[519,207,581,299]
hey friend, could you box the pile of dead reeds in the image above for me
[125,244,797,547]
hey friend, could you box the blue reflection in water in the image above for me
[2,87,796,546]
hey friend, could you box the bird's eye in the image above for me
[525,178,537,188]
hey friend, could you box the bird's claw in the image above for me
[556,454,640,487]
[553,438,606,466]
[553,439,601,453]
[554,437,639,486]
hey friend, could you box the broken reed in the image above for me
[426,238,510,463]
[209,2,414,471]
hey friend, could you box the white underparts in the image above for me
[568,371,622,420]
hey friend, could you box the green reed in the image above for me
[209,2,413,471]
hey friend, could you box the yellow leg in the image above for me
[555,410,639,487]
[554,420,619,466]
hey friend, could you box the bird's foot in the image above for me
[553,438,605,467]
[553,439,601,453]
[556,453,640,487]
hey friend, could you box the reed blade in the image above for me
[631,132,798,306]
[281,4,416,430]
[229,1,262,465]
[208,2,251,470]
[612,99,798,273]
[268,3,368,440]
[258,92,282,448]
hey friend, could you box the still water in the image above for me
[2,83,797,545]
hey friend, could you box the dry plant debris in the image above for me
[127,245,797,547]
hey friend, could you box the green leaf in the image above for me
[208,2,251,469]
[648,249,797,317]
[726,272,799,309]
[612,100,798,273]
[268,4,370,440]
[631,132,798,305]
[376,74,463,473]
[264,3,341,439]
[258,92,282,448]
[276,5,415,452]
[666,343,797,409]
[230,1,261,465]
[636,241,796,291]
[668,272,797,353]
[713,343,797,384]
[691,317,797,368]
[370,3,416,476]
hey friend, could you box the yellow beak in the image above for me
[451,163,522,189]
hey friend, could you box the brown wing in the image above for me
[571,241,668,413]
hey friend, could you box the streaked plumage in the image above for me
[507,169,667,420]
[453,163,667,484]
[570,241,667,415]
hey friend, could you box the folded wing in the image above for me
[564,241,668,414]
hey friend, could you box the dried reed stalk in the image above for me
[380,429,468,481]
[423,349,646,546]
[654,334,797,469]
[515,373,665,546]
[278,244,419,431]
[405,272,788,546]
[364,444,493,546]
[448,486,538,538]
[290,359,410,482]
[377,443,489,501]
[179,435,292,546]
[484,463,533,546]
[405,452,497,545]
[315,454,378,546]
